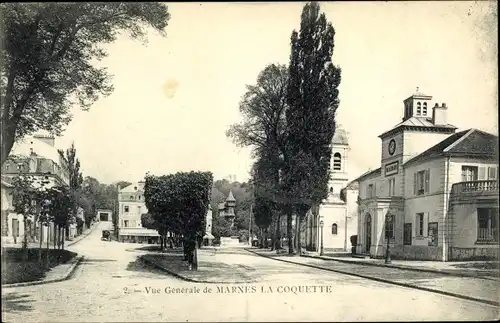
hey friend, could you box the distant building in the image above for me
[1,133,70,245]
[117,182,159,244]
[304,127,359,252]
[353,90,498,261]
[218,190,236,227]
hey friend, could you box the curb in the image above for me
[245,249,499,307]
[66,223,100,247]
[139,255,251,285]
[301,254,500,281]
[1,255,85,289]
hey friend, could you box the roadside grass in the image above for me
[1,248,77,285]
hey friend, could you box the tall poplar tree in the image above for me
[284,2,342,254]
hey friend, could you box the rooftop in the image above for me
[379,116,457,139]
[332,127,349,145]
[405,128,499,166]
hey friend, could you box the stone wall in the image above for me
[388,245,443,261]
[449,247,499,261]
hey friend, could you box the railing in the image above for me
[451,180,499,195]
[477,228,499,242]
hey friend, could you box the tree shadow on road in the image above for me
[1,292,34,313]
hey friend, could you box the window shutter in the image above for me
[478,166,486,180]
[373,183,376,197]
[413,173,417,195]
[425,169,430,193]
[423,213,429,237]
[488,167,497,180]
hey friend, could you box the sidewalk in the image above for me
[304,251,499,280]
[140,248,259,284]
[249,248,500,306]
[2,222,99,250]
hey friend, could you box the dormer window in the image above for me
[416,102,422,116]
[333,153,342,171]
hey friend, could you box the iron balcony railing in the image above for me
[451,180,499,195]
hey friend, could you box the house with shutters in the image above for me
[354,90,498,261]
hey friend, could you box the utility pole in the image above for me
[248,203,252,246]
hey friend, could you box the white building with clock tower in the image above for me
[353,89,498,261]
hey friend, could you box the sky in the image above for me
[52,1,497,185]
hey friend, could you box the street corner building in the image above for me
[1,132,78,245]
[117,182,160,244]
[304,127,360,253]
[352,90,499,261]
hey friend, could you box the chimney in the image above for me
[432,102,448,126]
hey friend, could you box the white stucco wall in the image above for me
[402,131,454,163]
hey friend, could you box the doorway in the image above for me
[365,214,372,253]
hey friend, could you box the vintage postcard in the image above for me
[1,1,498,322]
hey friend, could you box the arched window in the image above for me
[333,153,342,171]
[422,102,427,116]
[416,102,421,116]
[331,223,338,235]
[329,187,334,194]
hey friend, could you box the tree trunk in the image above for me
[46,224,50,268]
[38,224,43,263]
[275,213,281,250]
[61,226,65,250]
[54,225,58,249]
[287,211,293,254]
[192,242,198,271]
[183,240,188,261]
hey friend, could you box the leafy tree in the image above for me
[58,142,83,238]
[226,63,289,250]
[284,1,341,254]
[145,171,213,270]
[0,3,170,165]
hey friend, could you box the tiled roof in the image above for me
[404,128,498,166]
[379,117,457,138]
[351,167,381,183]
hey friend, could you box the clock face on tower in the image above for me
[388,139,396,156]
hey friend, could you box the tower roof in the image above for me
[405,87,432,100]
[332,127,349,145]
[226,190,236,202]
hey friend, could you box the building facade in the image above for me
[355,90,499,261]
[1,133,70,245]
[117,182,160,243]
[304,128,359,252]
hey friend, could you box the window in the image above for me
[124,220,129,228]
[422,102,427,116]
[385,214,394,240]
[329,187,333,194]
[333,153,342,171]
[137,206,141,214]
[124,205,129,213]
[331,223,338,235]
[416,213,424,237]
[428,222,438,246]
[388,178,395,196]
[461,166,478,181]
[487,166,498,180]
[477,208,499,243]
[138,195,141,200]
[414,169,430,195]
[416,102,421,115]
[403,223,412,245]
[367,184,374,198]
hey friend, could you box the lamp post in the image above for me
[385,214,392,264]
[319,220,324,256]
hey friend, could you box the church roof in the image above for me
[379,117,457,139]
[226,190,236,202]
[332,127,349,145]
[404,128,498,166]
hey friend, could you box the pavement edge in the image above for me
[245,248,499,307]
[139,254,255,285]
[1,255,85,289]
[301,253,499,281]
